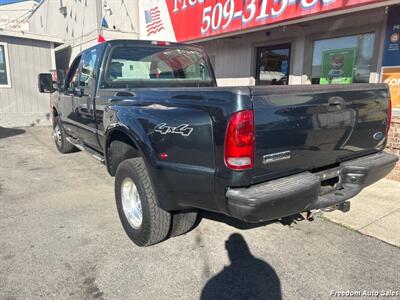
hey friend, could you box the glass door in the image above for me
[256,44,291,85]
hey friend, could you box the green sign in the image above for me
[320,48,356,84]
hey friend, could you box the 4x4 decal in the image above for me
[154,123,193,137]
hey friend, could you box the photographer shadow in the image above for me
[0,126,25,139]
[201,233,282,300]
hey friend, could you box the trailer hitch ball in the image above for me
[300,211,314,221]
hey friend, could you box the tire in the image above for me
[53,116,76,153]
[170,210,198,237]
[115,158,171,246]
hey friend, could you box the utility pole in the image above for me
[96,0,103,36]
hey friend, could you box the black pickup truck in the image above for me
[38,40,397,246]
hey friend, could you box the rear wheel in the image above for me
[170,210,198,237]
[53,116,76,153]
[115,158,171,246]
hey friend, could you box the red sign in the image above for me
[165,0,387,42]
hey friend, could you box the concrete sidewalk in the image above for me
[324,179,400,247]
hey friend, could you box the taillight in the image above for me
[224,110,254,170]
[151,41,170,46]
[387,98,392,135]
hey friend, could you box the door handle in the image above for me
[328,97,345,109]
[115,91,135,97]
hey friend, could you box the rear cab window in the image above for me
[100,45,216,88]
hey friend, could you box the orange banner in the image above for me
[381,67,400,109]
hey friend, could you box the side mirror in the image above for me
[38,73,55,93]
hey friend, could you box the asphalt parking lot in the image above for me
[1,126,399,300]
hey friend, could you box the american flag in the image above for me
[145,7,164,36]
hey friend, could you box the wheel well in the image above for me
[106,130,140,176]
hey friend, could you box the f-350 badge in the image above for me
[154,123,193,137]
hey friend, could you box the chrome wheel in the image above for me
[121,178,143,229]
[53,125,62,146]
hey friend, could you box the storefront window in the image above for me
[256,44,290,85]
[311,33,375,84]
[0,44,9,86]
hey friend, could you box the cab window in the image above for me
[64,55,81,90]
[78,47,100,87]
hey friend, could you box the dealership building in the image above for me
[139,0,400,179]
[140,1,399,106]
[1,0,399,179]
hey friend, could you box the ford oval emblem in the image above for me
[373,132,384,141]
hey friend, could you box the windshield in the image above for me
[102,46,215,88]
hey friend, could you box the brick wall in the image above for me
[386,116,400,181]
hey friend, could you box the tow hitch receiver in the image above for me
[336,201,351,213]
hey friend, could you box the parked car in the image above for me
[38,40,397,246]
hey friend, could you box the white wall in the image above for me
[103,0,139,34]
[0,0,38,30]
[29,0,100,49]
[29,0,140,66]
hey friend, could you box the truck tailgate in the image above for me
[250,84,390,184]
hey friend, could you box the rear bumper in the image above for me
[226,151,398,223]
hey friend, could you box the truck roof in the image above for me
[76,39,204,59]
[101,39,202,50]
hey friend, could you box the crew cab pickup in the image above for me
[38,40,397,246]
